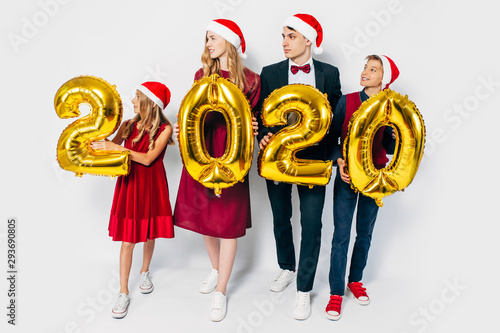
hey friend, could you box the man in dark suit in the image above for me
[256,13,342,320]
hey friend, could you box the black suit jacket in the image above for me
[256,58,342,160]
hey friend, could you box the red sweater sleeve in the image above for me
[194,68,204,81]
[243,68,261,111]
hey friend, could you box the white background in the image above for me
[1,0,499,332]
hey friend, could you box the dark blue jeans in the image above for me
[329,170,379,296]
[266,180,325,292]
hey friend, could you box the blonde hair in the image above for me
[123,90,174,150]
[201,38,247,91]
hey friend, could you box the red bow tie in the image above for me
[291,64,311,74]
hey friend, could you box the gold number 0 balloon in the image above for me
[178,74,254,196]
[343,89,426,207]
[54,76,130,177]
[258,84,333,186]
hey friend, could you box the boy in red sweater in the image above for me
[325,55,399,321]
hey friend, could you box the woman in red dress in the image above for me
[92,82,174,319]
[174,19,260,321]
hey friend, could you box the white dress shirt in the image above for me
[288,57,316,87]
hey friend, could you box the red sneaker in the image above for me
[324,295,342,321]
[347,282,370,305]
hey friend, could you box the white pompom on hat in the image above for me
[379,55,400,90]
[284,13,324,55]
[206,19,247,59]
[137,82,171,110]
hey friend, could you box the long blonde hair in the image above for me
[201,38,247,91]
[123,90,174,150]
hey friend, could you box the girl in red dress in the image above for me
[174,19,260,321]
[92,82,174,319]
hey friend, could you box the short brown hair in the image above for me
[365,55,383,67]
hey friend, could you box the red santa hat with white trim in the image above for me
[206,19,247,59]
[284,13,324,55]
[379,55,400,90]
[137,81,171,110]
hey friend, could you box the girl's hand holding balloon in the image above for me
[91,139,125,152]
[173,123,180,142]
[252,116,258,136]
[173,114,180,142]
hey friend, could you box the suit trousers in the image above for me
[329,169,379,295]
[266,179,325,292]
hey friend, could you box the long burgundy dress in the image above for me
[108,122,174,243]
[174,68,261,238]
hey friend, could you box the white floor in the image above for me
[46,267,478,333]
[5,222,487,333]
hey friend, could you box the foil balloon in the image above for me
[54,76,130,177]
[343,89,425,207]
[178,74,254,196]
[258,84,333,187]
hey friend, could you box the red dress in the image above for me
[174,68,261,238]
[108,122,174,243]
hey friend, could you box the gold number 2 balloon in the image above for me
[178,74,254,196]
[258,84,333,187]
[54,76,130,177]
[343,89,426,207]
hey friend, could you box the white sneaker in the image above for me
[139,271,154,294]
[293,291,311,320]
[111,293,130,319]
[270,269,295,292]
[199,268,218,294]
[210,291,227,322]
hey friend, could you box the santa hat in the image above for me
[284,13,324,55]
[379,55,400,90]
[137,81,170,110]
[206,19,247,59]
